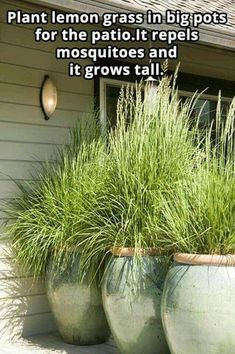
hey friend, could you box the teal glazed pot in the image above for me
[46,254,110,345]
[161,253,235,354]
[102,248,170,354]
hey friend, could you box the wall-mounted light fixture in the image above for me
[40,75,58,120]
[144,76,158,111]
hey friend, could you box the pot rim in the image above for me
[52,247,80,253]
[174,253,235,266]
[111,247,159,257]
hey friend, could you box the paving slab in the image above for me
[0,333,119,354]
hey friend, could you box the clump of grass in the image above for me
[5,114,107,277]
[76,75,201,274]
[159,96,235,255]
[6,73,233,283]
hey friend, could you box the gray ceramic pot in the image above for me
[102,254,170,354]
[46,254,110,345]
[161,253,235,354]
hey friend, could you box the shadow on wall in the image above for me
[0,239,55,342]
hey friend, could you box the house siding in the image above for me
[0,0,93,341]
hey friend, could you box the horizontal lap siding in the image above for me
[0,0,94,341]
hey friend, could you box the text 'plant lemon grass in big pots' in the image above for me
[5,117,110,345]
[161,98,235,354]
[76,75,200,354]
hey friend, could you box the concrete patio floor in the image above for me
[0,334,119,354]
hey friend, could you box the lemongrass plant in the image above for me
[5,114,108,277]
[75,75,202,275]
[158,96,235,255]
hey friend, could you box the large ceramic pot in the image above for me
[46,253,110,345]
[161,253,235,354]
[102,248,170,354]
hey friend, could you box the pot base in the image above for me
[102,256,170,354]
[46,257,110,345]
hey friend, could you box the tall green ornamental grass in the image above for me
[6,114,107,277]
[159,96,235,255]
[6,73,234,282]
[76,75,201,274]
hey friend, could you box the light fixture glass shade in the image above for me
[144,76,158,112]
[40,76,58,120]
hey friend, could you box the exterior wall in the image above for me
[0,0,93,341]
